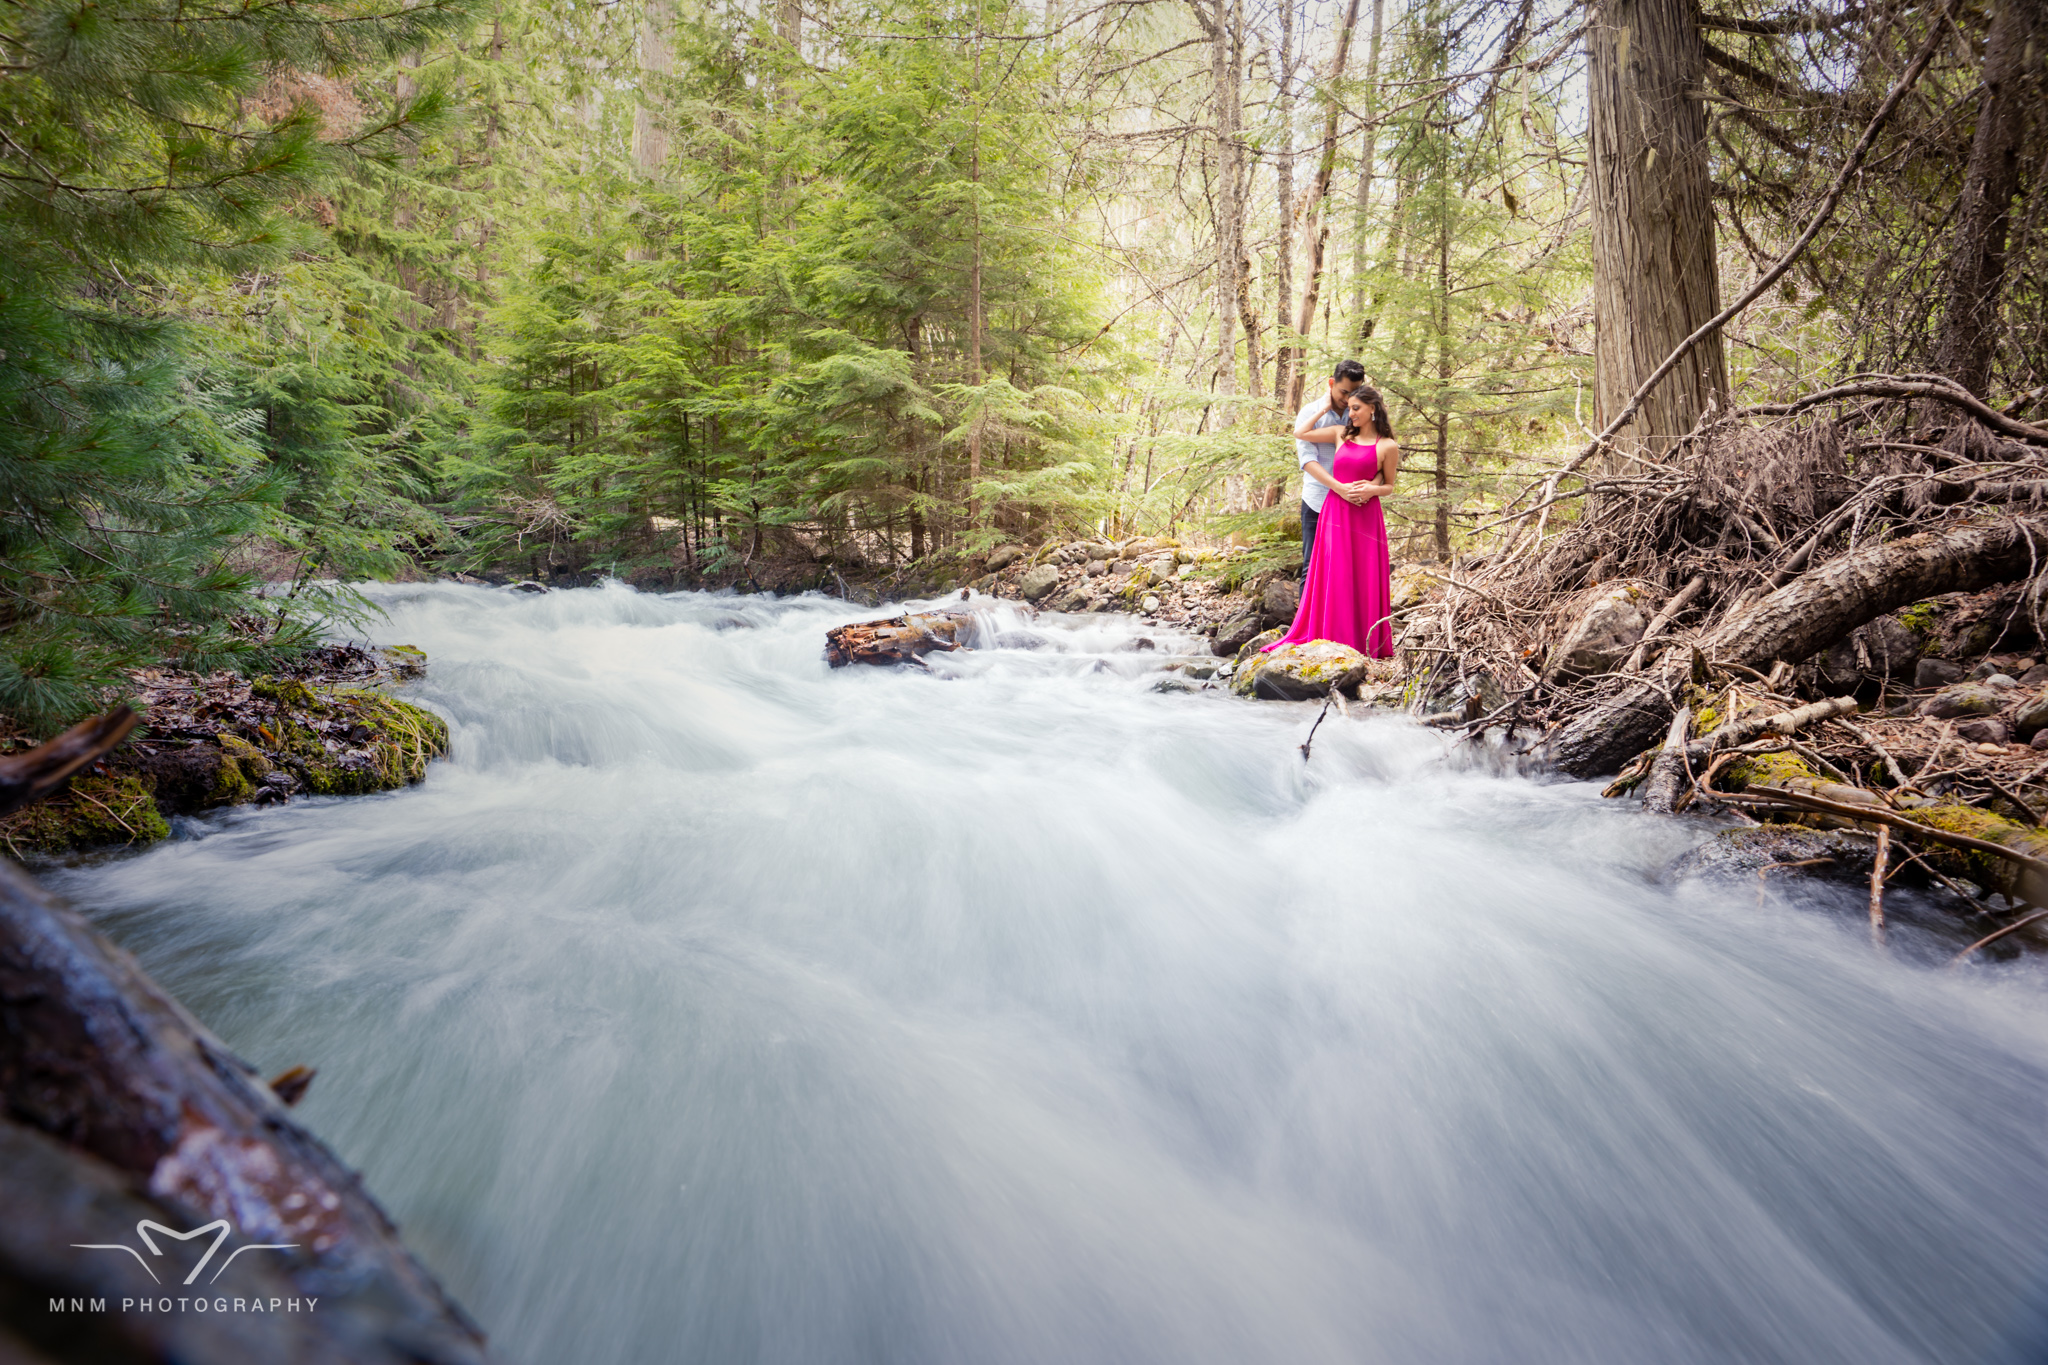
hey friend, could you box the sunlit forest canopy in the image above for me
[1,0,2041,726]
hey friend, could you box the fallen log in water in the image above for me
[824,611,980,668]
[0,720,486,1363]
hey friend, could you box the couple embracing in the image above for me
[1265,359,1401,661]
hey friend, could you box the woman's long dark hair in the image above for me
[1342,386,1396,441]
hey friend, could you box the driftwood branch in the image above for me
[0,707,139,818]
[1640,706,1692,814]
[1948,911,2048,966]
[1621,576,1706,673]
[1718,786,2048,903]
[1549,517,2048,775]
[1684,695,1861,762]
[824,611,979,667]
[1837,719,1915,791]
[1740,376,2048,446]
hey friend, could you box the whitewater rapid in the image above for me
[48,582,2048,1364]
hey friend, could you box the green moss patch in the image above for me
[2,665,451,856]
[0,774,170,856]
[263,689,449,797]
[1722,752,1818,791]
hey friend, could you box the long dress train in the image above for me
[1263,439,1393,659]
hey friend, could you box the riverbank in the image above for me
[0,644,448,858]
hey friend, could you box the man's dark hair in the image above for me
[1332,360,1366,383]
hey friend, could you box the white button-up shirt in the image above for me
[1295,394,1347,513]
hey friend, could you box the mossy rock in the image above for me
[1917,683,2004,719]
[267,690,449,798]
[380,645,428,679]
[1721,752,1818,791]
[1895,600,1945,636]
[0,774,170,856]
[1232,639,1369,700]
[2,659,452,855]
[1901,804,2048,901]
[1232,627,1286,667]
[212,732,271,805]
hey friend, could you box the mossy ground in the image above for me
[0,774,170,857]
[1,667,449,857]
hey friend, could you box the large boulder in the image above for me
[1212,608,1268,657]
[1018,564,1061,602]
[1817,615,1924,690]
[1231,640,1370,699]
[1118,565,1158,601]
[1546,583,1648,680]
[986,544,1026,572]
[1859,615,1923,679]
[1918,682,2004,719]
[1233,626,1286,665]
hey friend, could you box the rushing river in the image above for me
[45,582,2048,1364]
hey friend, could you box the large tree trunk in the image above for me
[1546,516,2048,776]
[1931,0,2044,397]
[1587,0,1729,466]
[1270,1,1296,410]
[1200,0,1244,421]
[1347,0,1386,341]
[633,0,673,177]
[1280,0,1364,412]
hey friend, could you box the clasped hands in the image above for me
[1337,481,1393,506]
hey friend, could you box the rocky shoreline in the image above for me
[0,644,448,859]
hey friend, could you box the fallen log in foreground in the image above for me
[824,611,979,668]
[0,722,485,1362]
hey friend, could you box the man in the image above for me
[1293,359,1366,572]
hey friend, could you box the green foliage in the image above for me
[460,0,1120,578]
[1354,0,1591,559]
[0,0,471,729]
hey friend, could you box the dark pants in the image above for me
[1300,501,1320,574]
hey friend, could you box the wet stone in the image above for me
[1919,683,2005,719]
[1017,565,1061,602]
[1957,717,2010,746]
[1916,657,1966,688]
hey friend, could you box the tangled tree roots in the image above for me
[1394,390,2048,779]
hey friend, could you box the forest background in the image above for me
[2,0,2042,730]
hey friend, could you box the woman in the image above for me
[1264,386,1400,659]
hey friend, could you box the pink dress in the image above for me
[1263,439,1393,659]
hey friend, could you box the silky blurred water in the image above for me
[45,581,2048,1365]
